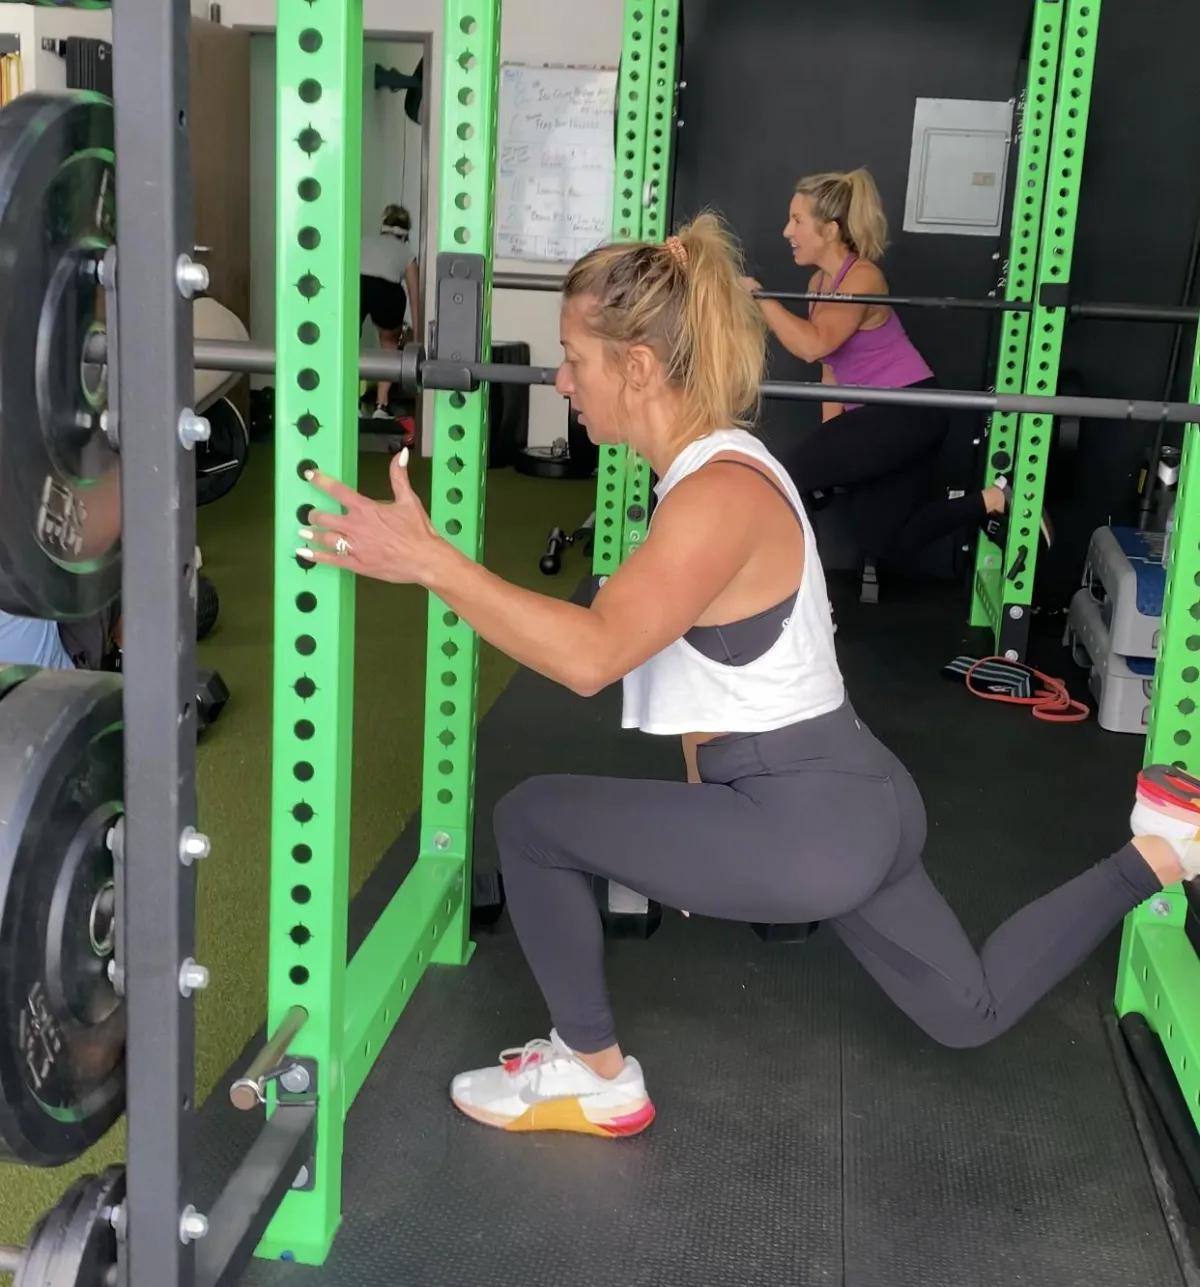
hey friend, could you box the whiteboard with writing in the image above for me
[496,63,617,263]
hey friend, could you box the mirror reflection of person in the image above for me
[359,204,421,423]
[0,466,123,670]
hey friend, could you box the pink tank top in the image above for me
[813,256,933,410]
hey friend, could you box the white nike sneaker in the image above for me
[450,1030,655,1137]
[1131,764,1200,879]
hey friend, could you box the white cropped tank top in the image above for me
[620,429,845,736]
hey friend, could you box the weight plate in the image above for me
[196,395,249,507]
[12,1180,85,1287]
[514,447,595,481]
[0,669,125,1167]
[0,92,120,622]
[25,1166,124,1287]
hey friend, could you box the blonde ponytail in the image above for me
[794,167,889,262]
[673,212,766,437]
[562,211,767,445]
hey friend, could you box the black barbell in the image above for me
[80,334,1200,425]
[491,270,1200,325]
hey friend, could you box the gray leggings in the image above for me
[492,701,1160,1054]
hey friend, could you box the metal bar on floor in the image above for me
[112,0,199,1283]
[195,1104,317,1287]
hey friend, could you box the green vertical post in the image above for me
[970,0,1066,635]
[425,0,502,967]
[990,0,1101,659]
[592,0,680,578]
[259,0,363,1266]
[1114,321,1200,1131]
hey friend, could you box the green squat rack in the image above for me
[964,0,1200,1143]
[971,0,1101,660]
[1114,317,1200,1138]
[263,0,500,1263]
[591,0,682,582]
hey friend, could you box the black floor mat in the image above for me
[202,578,1183,1287]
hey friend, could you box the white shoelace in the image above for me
[498,1037,560,1077]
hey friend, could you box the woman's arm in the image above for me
[421,463,765,697]
[755,260,886,364]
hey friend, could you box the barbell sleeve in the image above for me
[0,1245,22,1273]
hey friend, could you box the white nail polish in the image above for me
[298,528,314,540]
[296,547,314,561]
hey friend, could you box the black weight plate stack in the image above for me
[16,1166,124,1287]
[0,92,121,622]
[514,406,599,480]
[0,668,125,1168]
[196,395,250,507]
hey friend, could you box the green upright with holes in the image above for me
[1114,322,1200,1133]
[592,0,681,579]
[970,0,1066,637]
[258,0,499,1265]
[418,0,501,971]
[260,0,363,1264]
[989,0,1101,660]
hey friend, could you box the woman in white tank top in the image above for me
[296,216,1196,1144]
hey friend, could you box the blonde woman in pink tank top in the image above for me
[742,168,1051,568]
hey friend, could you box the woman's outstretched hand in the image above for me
[738,275,763,294]
[297,447,440,585]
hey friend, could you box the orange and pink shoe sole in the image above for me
[453,1095,656,1137]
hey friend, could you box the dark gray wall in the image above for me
[674,0,1200,604]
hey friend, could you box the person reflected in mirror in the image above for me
[742,168,1050,564]
[359,203,421,442]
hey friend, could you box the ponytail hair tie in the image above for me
[665,234,689,269]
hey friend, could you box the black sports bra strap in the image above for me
[708,456,802,526]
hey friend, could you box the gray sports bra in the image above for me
[682,459,802,667]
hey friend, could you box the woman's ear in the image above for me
[623,342,658,392]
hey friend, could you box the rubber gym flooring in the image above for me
[200,571,1180,1286]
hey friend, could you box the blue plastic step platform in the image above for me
[1082,525,1166,659]
[1065,588,1155,735]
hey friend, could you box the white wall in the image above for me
[0,4,112,92]
[219,0,624,449]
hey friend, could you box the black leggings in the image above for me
[784,379,985,561]
[493,701,1159,1054]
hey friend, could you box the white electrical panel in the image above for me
[903,97,1015,237]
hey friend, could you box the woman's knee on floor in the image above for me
[906,995,1008,1051]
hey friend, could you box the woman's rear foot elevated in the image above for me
[1132,765,1200,879]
